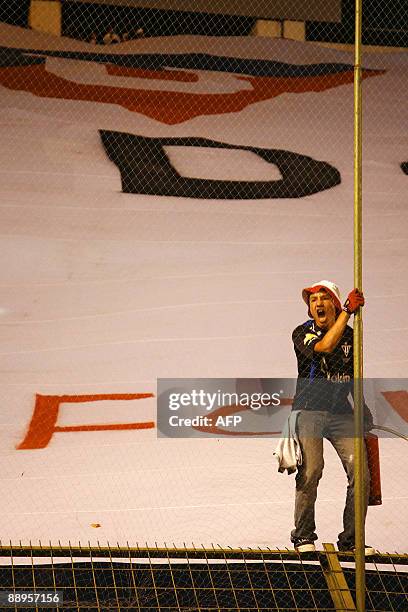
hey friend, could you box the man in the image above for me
[291,280,374,554]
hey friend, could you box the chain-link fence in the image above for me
[0,543,407,611]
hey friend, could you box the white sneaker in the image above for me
[294,540,316,553]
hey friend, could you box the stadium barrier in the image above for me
[1,542,407,610]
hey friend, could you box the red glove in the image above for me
[343,288,365,314]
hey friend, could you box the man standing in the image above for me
[291,280,374,554]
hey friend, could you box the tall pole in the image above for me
[354,0,366,609]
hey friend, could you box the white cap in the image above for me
[302,280,342,313]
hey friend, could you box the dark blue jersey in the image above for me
[292,320,354,413]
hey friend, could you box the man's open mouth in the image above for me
[317,308,325,317]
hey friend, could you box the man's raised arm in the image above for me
[315,289,364,353]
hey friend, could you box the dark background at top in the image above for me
[0,0,406,46]
[0,1,30,27]
[307,0,408,47]
[61,2,255,39]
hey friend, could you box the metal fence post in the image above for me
[353,0,366,609]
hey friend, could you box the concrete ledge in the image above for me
[29,0,61,37]
[283,20,305,42]
[253,19,306,41]
[252,19,282,38]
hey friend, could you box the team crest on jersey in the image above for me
[304,333,318,346]
[341,343,352,357]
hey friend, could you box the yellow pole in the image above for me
[353,0,366,609]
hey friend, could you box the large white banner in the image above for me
[0,22,407,552]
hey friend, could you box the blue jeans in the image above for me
[290,410,369,548]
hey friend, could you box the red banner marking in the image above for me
[0,64,383,125]
[382,390,408,422]
[17,393,155,450]
[193,397,292,436]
